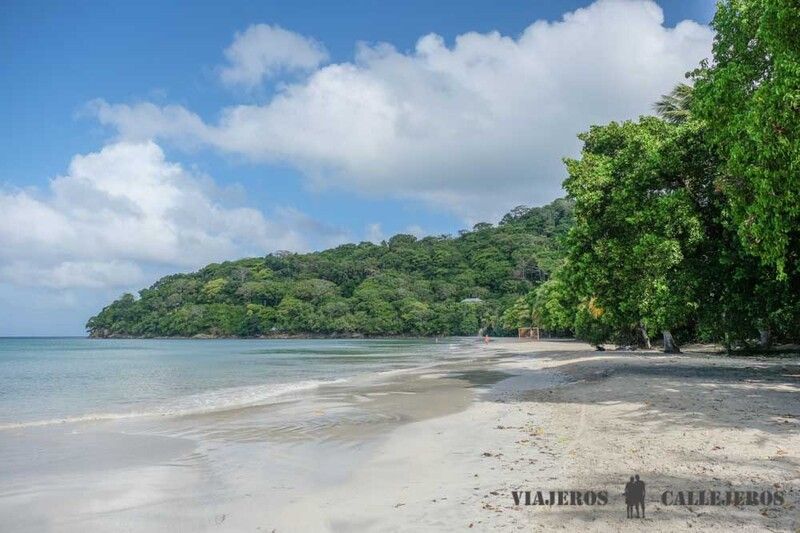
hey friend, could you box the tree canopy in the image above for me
[531,0,800,352]
[87,200,574,338]
[692,0,799,277]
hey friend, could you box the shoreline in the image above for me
[87,332,476,340]
[86,332,514,340]
[84,333,800,359]
[1,339,798,531]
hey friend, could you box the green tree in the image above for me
[692,0,800,277]
[86,199,574,338]
[653,83,694,124]
[275,297,316,333]
[533,272,576,334]
[563,118,705,351]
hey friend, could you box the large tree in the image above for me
[692,0,800,279]
[561,117,707,352]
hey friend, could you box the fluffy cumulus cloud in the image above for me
[219,24,329,88]
[92,0,713,221]
[0,141,345,289]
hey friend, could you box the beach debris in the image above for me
[394,503,405,508]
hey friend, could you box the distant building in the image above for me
[460,297,483,304]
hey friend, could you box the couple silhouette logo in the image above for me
[624,475,646,519]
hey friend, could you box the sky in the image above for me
[0,0,717,336]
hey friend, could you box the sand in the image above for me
[1,339,798,532]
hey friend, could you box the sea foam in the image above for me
[0,378,345,430]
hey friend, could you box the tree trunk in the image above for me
[723,332,733,355]
[637,325,651,350]
[757,328,771,351]
[662,330,681,353]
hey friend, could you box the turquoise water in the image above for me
[0,337,463,427]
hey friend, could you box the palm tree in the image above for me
[654,83,694,124]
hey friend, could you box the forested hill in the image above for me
[87,199,573,338]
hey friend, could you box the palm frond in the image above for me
[654,83,694,123]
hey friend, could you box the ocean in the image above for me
[0,336,556,531]
[0,337,470,429]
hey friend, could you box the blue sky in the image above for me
[1,0,716,335]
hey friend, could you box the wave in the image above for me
[0,378,345,431]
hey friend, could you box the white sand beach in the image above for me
[1,339,798,532]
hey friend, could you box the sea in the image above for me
[0,336,535,531]
[0,337,471,429]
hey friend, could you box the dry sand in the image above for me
[2,339,798,532]
[272,340,800,532]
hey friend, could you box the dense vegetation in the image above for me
[90,0,798,350]
[531,0,799,352]
[87,200,574,337]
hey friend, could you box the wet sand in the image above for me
[1,340,798,531]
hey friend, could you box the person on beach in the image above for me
[633,475,646,518]
[624,476,634,518]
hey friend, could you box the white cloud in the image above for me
[365,223,384,243]
[403,225,426,239]
[0,141,342,289]
[270,206,351,250]
[0,261,144,289]
[92,0,713,222]
[219,24,328,88]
